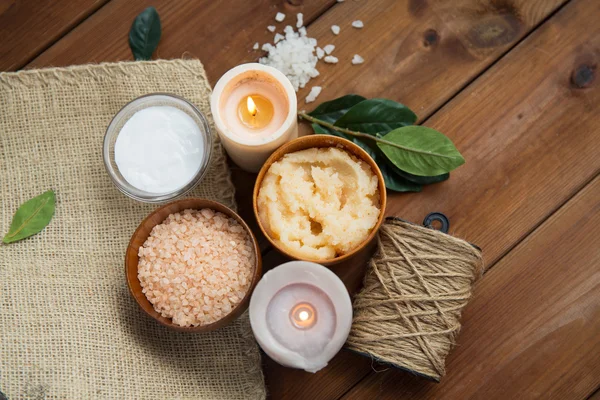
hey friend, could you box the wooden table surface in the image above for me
[2,0,598,399]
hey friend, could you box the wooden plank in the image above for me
[26,0,337,84]
[588,388,600,400]
[380,0,599,267]
[295,0,565,122]
[342,174,600,400]
[335,0,600,397]
[0,0,111,71]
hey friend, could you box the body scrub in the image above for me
[257,147,381,260]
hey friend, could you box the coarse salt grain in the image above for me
[275,12,285,22]
[352,20,364,28]
[324,55,339,64]
[331,25,340,35]
[253,42,259,50]
[138,209,255,327]
[267,25,276,32]
[305,86,322,103]
[324,44,335,55]
[274,33,284,43]
[316,47,325,59]
[352,54,365,65]
[296,13,304,28]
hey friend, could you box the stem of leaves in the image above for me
[299,111,427,154]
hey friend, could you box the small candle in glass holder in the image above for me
[211,63,298,173]
[249,261,352,373]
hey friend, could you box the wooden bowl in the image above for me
[253,135,387,266]
[125,198,262,332]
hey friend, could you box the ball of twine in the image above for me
[346,218,483,381]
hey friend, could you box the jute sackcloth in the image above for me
[0,60,265,400]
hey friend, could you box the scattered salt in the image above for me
[331,25,340,35]
[261,43,273,52]
[259,25,320,90]
[275,12,285,22]
[305,86,322,103]
[253,42,259,50]
[352,20,364,29]
[337,0,344,2]
[298,27,307,37]
[324,55,339,64]
[316,47,325,59]
[352,54,365,65]
[267,25,276,32]
[296,13,304,28]
[274,33,284,43]
[324,44,335,55]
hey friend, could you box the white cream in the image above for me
[114,106,204,194]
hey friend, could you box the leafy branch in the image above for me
[300,95,465,192]
[299,111,454,158]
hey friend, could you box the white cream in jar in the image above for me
[114,106,205,194]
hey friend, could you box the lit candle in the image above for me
[249,261,352,373]
[211,63,298,173]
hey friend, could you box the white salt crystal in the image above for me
[253,42,259,50]
[299,27,307,37]
[331,25,340,35]
[352,54,365,65]
[261,43,273,52]
[275,12,286,22]
[259,25,320,91]
[267,25,276,32]
[305,86,322,103]
[274,33,284,43]
[324,44,335,55]
[352,20,364,28]
[337,0,344,2]
[324,55,338,64]
[316,47,325,59]
[296,13,304,28]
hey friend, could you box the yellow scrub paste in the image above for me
[257,147,381,260]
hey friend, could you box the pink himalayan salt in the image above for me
[138,208,255,327]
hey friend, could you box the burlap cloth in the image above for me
[0,60,266,400]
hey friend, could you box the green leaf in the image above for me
[129,7,161,61]
[380,163,422,192]
[391,165,449,185]
[307,94,366,124]
[3,190,56,244]
[378,126,465,176]
[334,98,417,134]
[348,137,422,192]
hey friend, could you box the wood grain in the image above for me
[26,0,337,84]
[342,174,600,399]
[0,0,110,71]
[295,0,565,122]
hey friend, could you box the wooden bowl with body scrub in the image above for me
[253,135,387,266]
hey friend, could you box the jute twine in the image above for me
[346,218,483,381]
[0,60,265,399]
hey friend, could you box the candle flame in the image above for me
[299,311,309,321]
[247,96,257,117]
